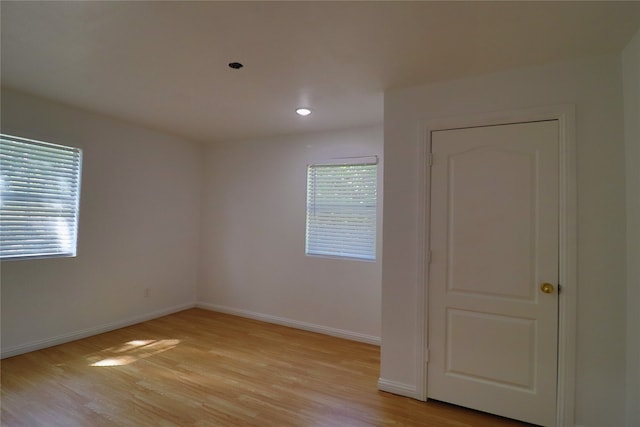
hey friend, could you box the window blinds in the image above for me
[306,161,377,260]
[0,134,82,260]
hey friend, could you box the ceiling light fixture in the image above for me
[296,108,311,116]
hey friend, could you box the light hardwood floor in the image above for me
[1,309,534,426]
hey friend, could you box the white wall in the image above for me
[382,54,627,426]
[0,88,203,357]
[199,126,383,343]
[623,29,640,427]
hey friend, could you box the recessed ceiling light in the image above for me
[296,108,311,116]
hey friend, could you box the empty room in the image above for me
[1,2,639,427]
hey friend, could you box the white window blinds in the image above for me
[0,134,82,260]
[306,160,377,260]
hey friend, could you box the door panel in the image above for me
[447,148,534,300]
[447,309,535,389]
[427,121,559,427]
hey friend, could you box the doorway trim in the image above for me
[414,105,576,427]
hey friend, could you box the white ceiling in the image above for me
[2,1,639,143]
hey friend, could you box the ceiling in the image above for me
[2,1,639,143]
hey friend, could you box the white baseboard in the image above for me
[2,302,381,358]
[1,302,196,359]
[377,378,421,399]
[195,302,381,346]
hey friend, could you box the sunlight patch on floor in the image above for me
[87,339,180,367]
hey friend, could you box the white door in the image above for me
[427,120,559,426]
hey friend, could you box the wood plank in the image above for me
[1,309,535,426]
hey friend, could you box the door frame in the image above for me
[414,105,577,427]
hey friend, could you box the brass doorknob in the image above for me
[540,283,555,294]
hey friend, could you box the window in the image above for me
[305,158,377,260]
[0,134,82,260]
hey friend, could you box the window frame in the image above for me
[0,134,83,261]
[305,156,378,261]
